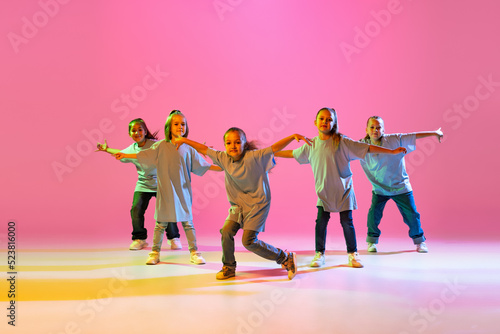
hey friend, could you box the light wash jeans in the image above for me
[220,220,287,268]
[152,221,198,252]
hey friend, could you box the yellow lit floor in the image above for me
[1,238,499,334]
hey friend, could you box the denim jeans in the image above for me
[315,207,357,254]
[220,220,287,268]
[366,191,425,244]
[130,191,180,240]
[152,221,198,252]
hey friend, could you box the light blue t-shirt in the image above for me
[293,136,369,212]
[360,133,416,196]
[137,140,211,222]
[119,139,157,193]
[207,147,275,232]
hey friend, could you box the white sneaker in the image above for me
[416,242,428,253]
[169,238,183,250]
[129,239,148,250]
[190,252,206,265]
[310,252,325,267]
[146,251,160,265]
[348,252,364,268]
[367,243,377,253]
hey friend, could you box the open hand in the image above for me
[436,127,444,143]
[95,139,108,152]
[294,134,313,146]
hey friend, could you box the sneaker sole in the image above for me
[216,273,235,280]
[310,262,324,268]
[130,243,149,250]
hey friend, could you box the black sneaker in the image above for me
[216,266,236,280]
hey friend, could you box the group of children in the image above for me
[96,107,443,280]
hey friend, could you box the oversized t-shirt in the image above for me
[293,136,369,212]
[119,139,157,192]
[206,147,275,232]
[360,133,416,196]
[137,140,211,222]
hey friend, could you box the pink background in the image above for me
[2,0,499,248]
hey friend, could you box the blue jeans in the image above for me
[366,191,425,244]
[130,191,180,240]
[220,220,287,268]
[316,207,357,254]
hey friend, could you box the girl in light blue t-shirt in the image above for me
[360,116,443,253]
[115,111,219,266]
[96,118,181,251]
[276,108,406,269]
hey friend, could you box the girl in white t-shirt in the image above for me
[115,111,219,265]
[173,127,311,280]
[96,118,181,251]
[275,108,406,268]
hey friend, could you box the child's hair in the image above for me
[128,118,159,140]
[164,110,189,142]
[363,115,384,141]
[316,107,342,148]
[224,127,258,151]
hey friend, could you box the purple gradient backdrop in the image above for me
[2,0,499,248]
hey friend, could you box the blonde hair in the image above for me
[164,110,189,142]
[316,107,342,148]
[364,115,384,141]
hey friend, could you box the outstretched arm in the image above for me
[415,128,444,143]
[368,145,407,155]
[271,134,312,153]
[172,137,208,155]
[274,150,294,158]
[95,140,121,155]
[114,153,137,160]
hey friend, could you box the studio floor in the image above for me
[2,238,499,334]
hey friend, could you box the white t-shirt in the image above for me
[137,140,211,222]
[207,147,275,232]
[119,139,157,192]
[293,136,369,212]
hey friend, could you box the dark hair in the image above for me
[363,115,384,141]
[223,127,258,151]
[128,118,158,140]
[316,107,342,148]
[164,110,189,142]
